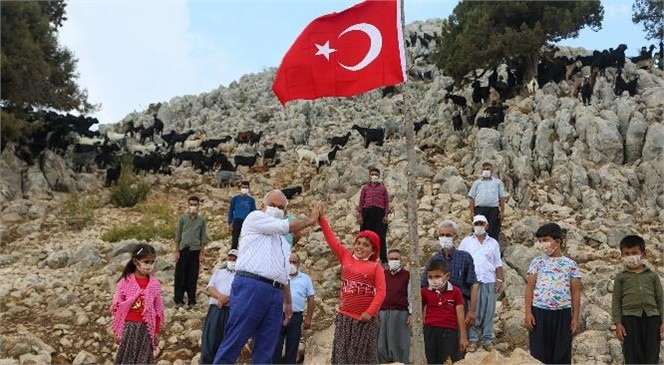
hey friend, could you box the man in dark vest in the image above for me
[378,248,410,363]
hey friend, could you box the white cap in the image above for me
[228,249,239,257]
[473,215,488,224]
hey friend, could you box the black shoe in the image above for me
[174,302,185,308]
[187,303,196,309]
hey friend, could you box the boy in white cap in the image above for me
[200,249,238,364]
[458,215,503,352]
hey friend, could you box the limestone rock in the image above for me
[303,325,334,365]
[69,243,102,270]
[642,122,664,161]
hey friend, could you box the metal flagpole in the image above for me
[399,0,426,363]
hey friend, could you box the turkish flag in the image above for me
[272,0,407,105]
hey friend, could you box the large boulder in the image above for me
[21,166,51,200]
[40,150,76,192]
[625,112,648,163]
[642,122,664,161]
[0,144,26,203]
[303,325,335,365]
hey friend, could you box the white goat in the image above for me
[75,134,104,146]
[527,78,539,95]
[296,148,317,165]
[106,131,126,142]
[183,139,203,150]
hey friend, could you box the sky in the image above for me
[58,0,653,125]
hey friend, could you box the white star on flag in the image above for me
[314,41,337,61]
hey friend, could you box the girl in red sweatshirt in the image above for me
[318,204,386,364]
[111,244,165,364]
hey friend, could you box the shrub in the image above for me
[110,158,151,207]
[63,192,98,230]
[102,195,177,242]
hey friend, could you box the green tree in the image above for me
[433,1,604,84]
[1,1,96,144]
[632,0,663,41]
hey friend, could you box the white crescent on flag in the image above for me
[337,23,383,72]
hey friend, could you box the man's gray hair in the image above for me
[262,189,288,206]
[437,220,458,235]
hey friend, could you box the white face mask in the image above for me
[537,241,556,256]
[137,263,154,276]
[388,260,401,271]
[428,278,447,291]
[289,264,298,275]
[370,175,379,183]
[439,236,454,250]
[265,206,285,219]
[226,261,236,271]
[473,226,486,236]
[482,170,492,179]
[240,188,249,195]
[189,206,198,214]
[622,255,643,269]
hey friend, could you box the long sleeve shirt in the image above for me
[110,274,165,345]
[227,195,256,223]
[319,216,386,320]
[175,214,207,251]
[611,267,664,323]
[358,182,390,217]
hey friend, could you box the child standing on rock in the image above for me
[422,259,468,364]
[611,235,664,364]
[111,244,165,364]
[317,202,386,364]
[524,223,581,365]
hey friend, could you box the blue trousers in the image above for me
[272,312,303,364]
[469,282,495,343]
[213,275,284,364]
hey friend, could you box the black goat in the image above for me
[249,131,263,147]
[281,186,303,200]
[163,130,195,148]
[444,93,467,109]
[472,81,490,104]
[152,114,164,136]
[581,78,593,106]
[138,126,155,144]
[614,69,638,96]
[105,165,121,187]
[351,124,385,148]
[211,152,235,171]
[201,138,227,153]
[73,151,97,173]
[329,132,352,148]
[452,113,463,131]
[414,118,429,134]
[233,153,260,170]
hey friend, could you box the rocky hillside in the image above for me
[1,19,664,364]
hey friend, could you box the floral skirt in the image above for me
[115,321,154,364]
[331,313,380,365]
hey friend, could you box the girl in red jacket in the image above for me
[317,203,386,364]
[111,244,165,364]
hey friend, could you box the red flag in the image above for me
[272,0,406,105]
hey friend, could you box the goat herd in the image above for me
[7,42,659,193]
[413,41,660,132]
